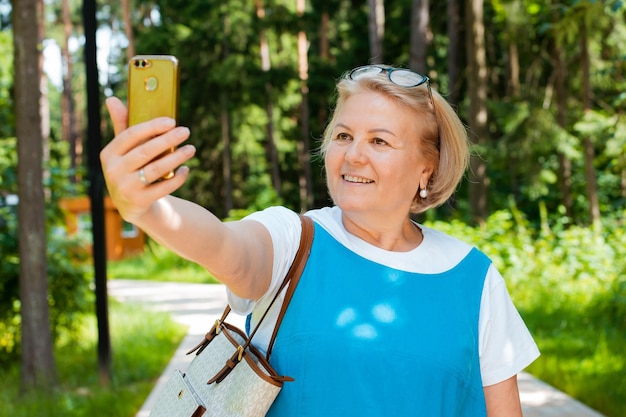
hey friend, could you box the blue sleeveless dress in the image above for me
[266,223,490,416]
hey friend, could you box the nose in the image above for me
[344,139,367,164]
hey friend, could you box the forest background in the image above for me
[1,0,625,416]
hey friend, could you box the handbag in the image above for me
[148,215,314,417]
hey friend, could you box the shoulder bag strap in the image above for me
[186,215,314,358]
[238,214,314,357]
[263,215,314,359]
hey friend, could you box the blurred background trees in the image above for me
[107,1,626,224]
[3,0,625,225]
[1,0,625,413]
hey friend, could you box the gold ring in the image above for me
[138,168,149,185]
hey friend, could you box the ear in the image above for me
[419,166,434,190]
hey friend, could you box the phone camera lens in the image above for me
[145,76,158,92]
[134,59,149,68]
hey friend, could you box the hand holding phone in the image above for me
[128,55,180,179]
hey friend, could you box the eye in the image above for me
[373,137,389,146]
[335,132,352,141]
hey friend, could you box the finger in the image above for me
[105,97,128,137]
[101,124,189,193]
[139,143,196,184]
[103,165,190,223]
[139,165,191,200]
[108,117,178,159]
[128,126,191,169]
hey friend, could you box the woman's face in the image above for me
[325,91,433,220]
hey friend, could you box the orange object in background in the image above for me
[60,196,145,261]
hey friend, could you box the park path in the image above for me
[108,279,606,417]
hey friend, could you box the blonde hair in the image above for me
[321,68,469,214]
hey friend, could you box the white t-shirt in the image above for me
[227,206,540,386]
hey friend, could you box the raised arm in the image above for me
[100,97,273,300]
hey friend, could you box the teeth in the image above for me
[343,175,374,184]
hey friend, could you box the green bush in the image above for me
[0,137,92,365]
[426,206,626,416]
[426,207,625,327]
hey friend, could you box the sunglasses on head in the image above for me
[347,65,435,107]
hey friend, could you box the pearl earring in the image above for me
[419,189,428,199]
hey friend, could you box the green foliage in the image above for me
[0,137,20,358]
[426,205,625,322]
[0,137,92,365]
[95,0,626,224]
[0,301,187,417]
[426,207,626,416]
[46,234,93,339]
[0,30,13,138]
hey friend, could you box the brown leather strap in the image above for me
[203,215,314,360]
[264,215,314,360]
[245,215,313,357]
[186,214,314,387]
[191,406,206,417]
[185,300,233,354]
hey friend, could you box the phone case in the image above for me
[128,55,180,126]
[128,55,180,179]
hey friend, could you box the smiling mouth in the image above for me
[343,175,374,184]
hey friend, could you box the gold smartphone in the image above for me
[128,55,180,179]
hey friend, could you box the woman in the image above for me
[101,65,539,416]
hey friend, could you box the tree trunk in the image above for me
[13,0,57,391]
[264,84,281,195]
[220,92,233,214]
[367,0,385,63]
[297,0,313,210]
[37,0,50,181]
[255,0,281,195]
[83,0,112,385]
[319,10,329,61]
[219,13,233,214]
[508,42,520,97]
[61,0,78,182]
[466,0,489,223]
[579,18,600,229]
[447,0,460,106]
[317,7,330,136]
[410,0,429,74]
[551,11,574,220]
[121,0,135,60]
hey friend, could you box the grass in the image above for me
[521,308,626,417]
[0,300,187,417]
[108,239,219,283]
